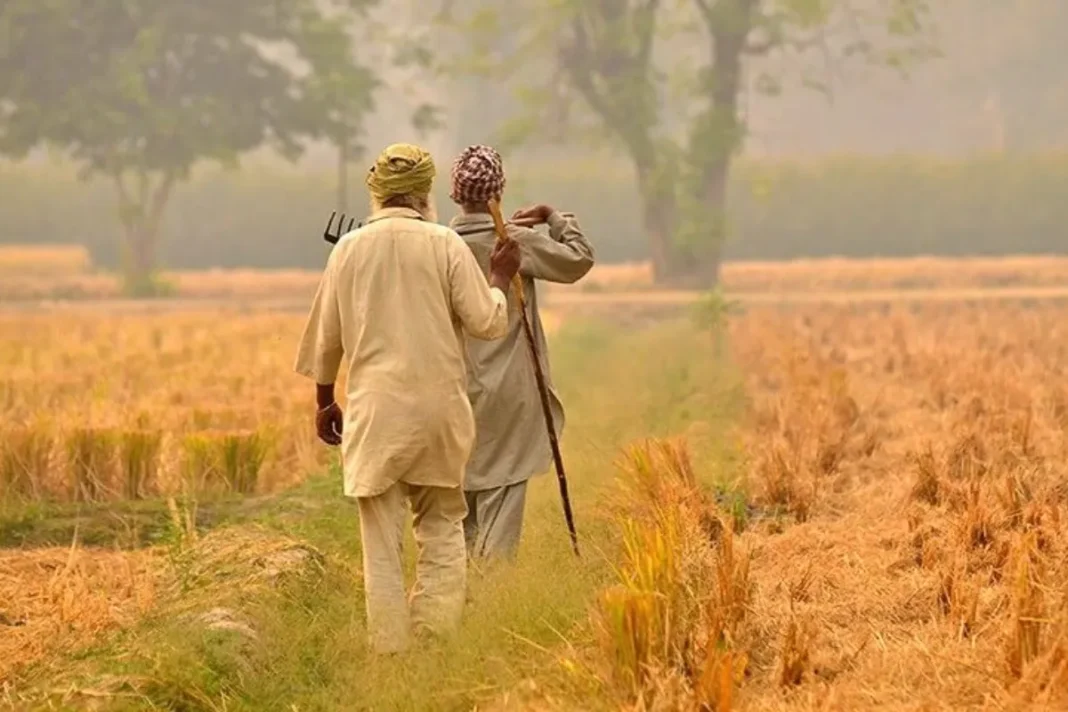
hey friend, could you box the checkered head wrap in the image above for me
[449,144,506,205]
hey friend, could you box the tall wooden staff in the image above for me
[488,199,580,557]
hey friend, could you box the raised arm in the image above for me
[509,206,595,284]
[446,230,518,341]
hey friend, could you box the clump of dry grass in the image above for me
[119,430,163,499]
[1006,533,1046,679]
[742,361,875,526]
[773,568,819,688]
[181,430,271,496]
[162,526,327,612]
[1008,611,1068,708]
[901,420,1068,694]
[217,431,270,495]
[597,438,750,709]
[937,558,982,639]
[778,610,816,688]
[751,438,816,524]
[0,541,159,682]
[65,428,118,502]
[910,448,941,506]
[0,521,324,688]
[0,428,52,500]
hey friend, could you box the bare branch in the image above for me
[560,18,616,127]
[635,0,661,69]
[557,5,659,168]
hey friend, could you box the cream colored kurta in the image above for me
[294,207,508,498]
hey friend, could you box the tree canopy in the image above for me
[0,0,379,291]
[440,0,935,285]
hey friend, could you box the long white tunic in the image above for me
[294,207,509,498]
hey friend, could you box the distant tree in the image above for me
[298,2,379,215]
[342,2,447,213]
[0,0,378,294]
[444,0,936,286]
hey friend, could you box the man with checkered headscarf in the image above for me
[448,144,595,562]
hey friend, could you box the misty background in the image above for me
[0,0,1065,290]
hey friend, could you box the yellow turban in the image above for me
[365,143,436,201]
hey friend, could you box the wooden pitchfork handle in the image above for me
[488,199,580,557]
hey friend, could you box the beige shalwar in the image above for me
[294,206,509,651]
[449,211,594,560]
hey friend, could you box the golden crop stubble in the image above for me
[0,310,320,503]
[743,298,1068,704]
[598,438,751,708]
[727,299,1068,708]
[0,427,53,500]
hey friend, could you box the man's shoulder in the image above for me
[448,217,492,239]
[430,221,469,247]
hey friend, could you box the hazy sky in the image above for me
[349,0,1067,163]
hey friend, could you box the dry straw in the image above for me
[598,438,750,709]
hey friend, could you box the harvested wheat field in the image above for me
[2,290,1067,710]
[3,253,1068,303]
[718,301,1068,710]
[0,310,328,503]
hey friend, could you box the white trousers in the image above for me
[357,482,468,653]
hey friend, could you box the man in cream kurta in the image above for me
[294,143,520,653]
[447,145,595,561]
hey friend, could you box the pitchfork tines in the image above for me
[323,211,357,245]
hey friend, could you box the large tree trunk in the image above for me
[667,150,732,288]
[692,152,729,286]
[635,161,677,284]
[125,220,156,278]
[677,0,753,288]
[115,171,175,296]
[120,217,164,296]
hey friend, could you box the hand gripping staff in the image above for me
[488,199,580,557]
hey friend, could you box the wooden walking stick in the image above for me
[488,199,580,557]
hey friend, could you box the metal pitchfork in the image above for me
[323,211,358,244]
